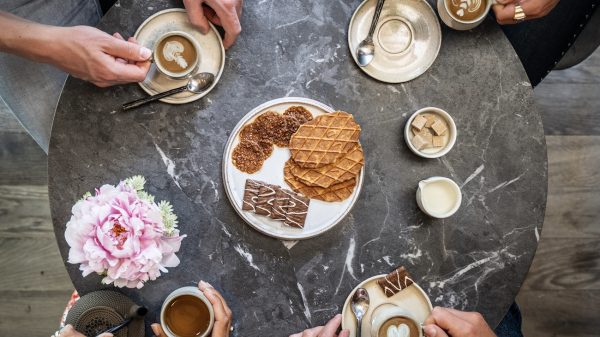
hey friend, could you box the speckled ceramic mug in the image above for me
[160,286,214,337]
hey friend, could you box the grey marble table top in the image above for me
[48,0,547,336]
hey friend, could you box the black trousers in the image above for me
[499,0,599,87]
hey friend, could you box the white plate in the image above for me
[341,275,433,337]
[348,0,442,83]
[222,97,364,240]
[134,9,225,104]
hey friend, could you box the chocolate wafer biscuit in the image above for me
[377,266,414,297]
[242,179,262,212]
[255,184,277,216]
[278,188,310,228]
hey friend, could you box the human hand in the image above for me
[151,281,233,337]
[48,25,151,87]
[493,0,560,24]
[289,314,350,337]
[183,0,243,49]
[423,307,496,337]
[58,324,112,337]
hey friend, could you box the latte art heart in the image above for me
[387,323,411,337]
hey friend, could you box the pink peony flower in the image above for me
[65,177,186,289]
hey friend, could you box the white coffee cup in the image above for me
[437,0,497,30]
[160,286,215,337]
[153,31,201,79]
[370,304,423,337]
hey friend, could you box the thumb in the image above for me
[104,37,152,62]
[185,1,211,34]
[97,334,114,337]
[423,324,449,337]
[339,329,350,337]
[151,323,166,337]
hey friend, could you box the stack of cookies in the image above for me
[284,111,364,202]
[242,179,310,228]
[232,106,314,173]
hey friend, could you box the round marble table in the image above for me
[48,0,548,335]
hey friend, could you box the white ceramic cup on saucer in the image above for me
[416,176,462,218]
[370,304,423,337]
[160,286,214,337]
[437,0,497,30]
[404,107,457,159]
[153,31,201,79]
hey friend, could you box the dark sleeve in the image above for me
[497,0,599,87]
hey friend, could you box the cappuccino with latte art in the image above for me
[445,0,489,22]
[153,31,200,79]
[378,317,420,337]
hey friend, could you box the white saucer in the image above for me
[348,0,442,83]
[222,97,364,240]
[341,275,433,337]
[134,9,225,104]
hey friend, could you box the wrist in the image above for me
[40,26,71,64]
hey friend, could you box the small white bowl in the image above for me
[404,107,457,158]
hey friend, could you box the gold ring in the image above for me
[514,4,526,23]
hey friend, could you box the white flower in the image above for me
[125,175,146,191]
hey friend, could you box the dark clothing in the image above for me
[495,302,525,337]
[499,0,599,87]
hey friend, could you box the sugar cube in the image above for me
[411,115,427,131]
[431,120,448,136]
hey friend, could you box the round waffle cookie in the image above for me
[289,111,361,169]
[284,160,357,202]
[290,144,364,188]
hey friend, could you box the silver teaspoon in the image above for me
[122,72,215,111]
[351,288,370,337]
[356,0,386,67]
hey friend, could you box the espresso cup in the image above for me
[371,304,423,337]
[160,286,215,337]
[437,0,497,30]
[153,31,200,79]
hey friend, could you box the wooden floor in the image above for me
[1,50,599,337]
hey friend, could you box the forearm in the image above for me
[0,11,62,63]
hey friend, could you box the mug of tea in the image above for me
[437,0,497,30]
[160,286,215,337]
[370,304,423,337]
[153,31,200,79]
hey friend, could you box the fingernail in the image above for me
[151,323,161,335]
[335,313,342,320]
[424,325,436,337]
[199,280,213,289]
[140,47,152,59]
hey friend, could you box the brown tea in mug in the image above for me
[378,316,420,337]
[446,0,487,21]
[164,295,210,337]
[156,35,197,74]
